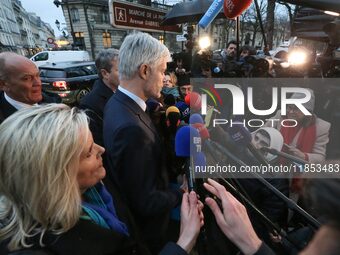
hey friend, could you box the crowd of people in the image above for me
[0,32,339,255]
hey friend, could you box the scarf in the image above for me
[280,116,317,154]
[82,183,129,236]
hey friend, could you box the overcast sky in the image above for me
[19,0,66,37]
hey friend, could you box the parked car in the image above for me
[31,50,91,67]
[39,61,98,105]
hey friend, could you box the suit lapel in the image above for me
[115,90,157,135]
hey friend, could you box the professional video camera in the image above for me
[272,46,323,78]
[221,55,272,78]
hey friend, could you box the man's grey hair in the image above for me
[118,32,171,80]
[95,48,119,79]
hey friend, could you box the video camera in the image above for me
[222,55,272,78]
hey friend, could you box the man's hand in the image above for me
[204,178,262,255]
[286,146,306,160]
[177,191,204,253]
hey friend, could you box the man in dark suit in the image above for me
[103,33,183,254]
[80,48,119,146]
[0,52,59,124]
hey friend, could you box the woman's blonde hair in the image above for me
[0,104,89,251]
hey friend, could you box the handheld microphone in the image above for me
[175,101,190,122]
[164,93,176,106]
[229,124,269,166]
[189,113,204,125]
[165,106,181,130]
[198,0,224,29]
[192,123,210,140]
[261,147,309,165]
[175,126,202,191]
[184,92,202,112]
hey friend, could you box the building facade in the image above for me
[0,0,55,56]
[58,0,181,59]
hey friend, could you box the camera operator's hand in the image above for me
[204,178,262,255]
[177,191,204,253]
[286,146,306,160]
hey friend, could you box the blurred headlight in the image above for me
[288,51,307,66]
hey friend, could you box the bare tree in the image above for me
[266,0,276,50]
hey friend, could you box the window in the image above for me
[103,32,111,48]
[159,35,164,44]
[40,69,66,78]
[75,32,84,38]
[70,8,80,23]
[34,52,49,61]
[74,32,85,50]
[81,65,97,75]
[100,9,109,23]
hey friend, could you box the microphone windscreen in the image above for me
[192,123,210,140]
[166,106,180,117]
[223,0,253,19]
[175,126,201,157]
[164,94,176,106]
[146,98,161,112]
[229,124,252,147]
[185,92,202,111]
[176,101,190,121]
[189,113,204,124]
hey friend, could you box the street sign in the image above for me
[47,38,54,44]
[176,35,187,42]
[109,0,181,33]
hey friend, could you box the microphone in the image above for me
[189,113,204,125]
[199,129,321,229]
[164,94,176,106]
[261,147,309,165]
[165,106,181,130]
[175,126,202,191]
[223,0,253,19]
[198,0,223,29]
[192,123,210,140]
[228,124,270,166]
[175,101,190,122]
[146,98,161,113]
[184,92,202,112]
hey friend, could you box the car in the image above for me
[31,50,91,67]
[39,61,98,105]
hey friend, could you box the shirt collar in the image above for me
[118,86,146,112]
[4,92,37,110]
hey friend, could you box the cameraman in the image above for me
[204,178,340,255]
[221,41,239,76]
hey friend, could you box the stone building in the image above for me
[57,0,181,59]
[0,0,55,56]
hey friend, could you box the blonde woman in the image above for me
[0,104,203,255]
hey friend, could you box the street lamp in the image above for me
[55,19,60,31]
[53,0,61,8]
[53,0,76,49]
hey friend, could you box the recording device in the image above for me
[189,113,205,124]
[261,147,309,165]
[165,106,181,131]
[175,126,201,191]
[175,101,190,123]
[164,94,176,106]
[185,92,202,112]
[228,124,270,166]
